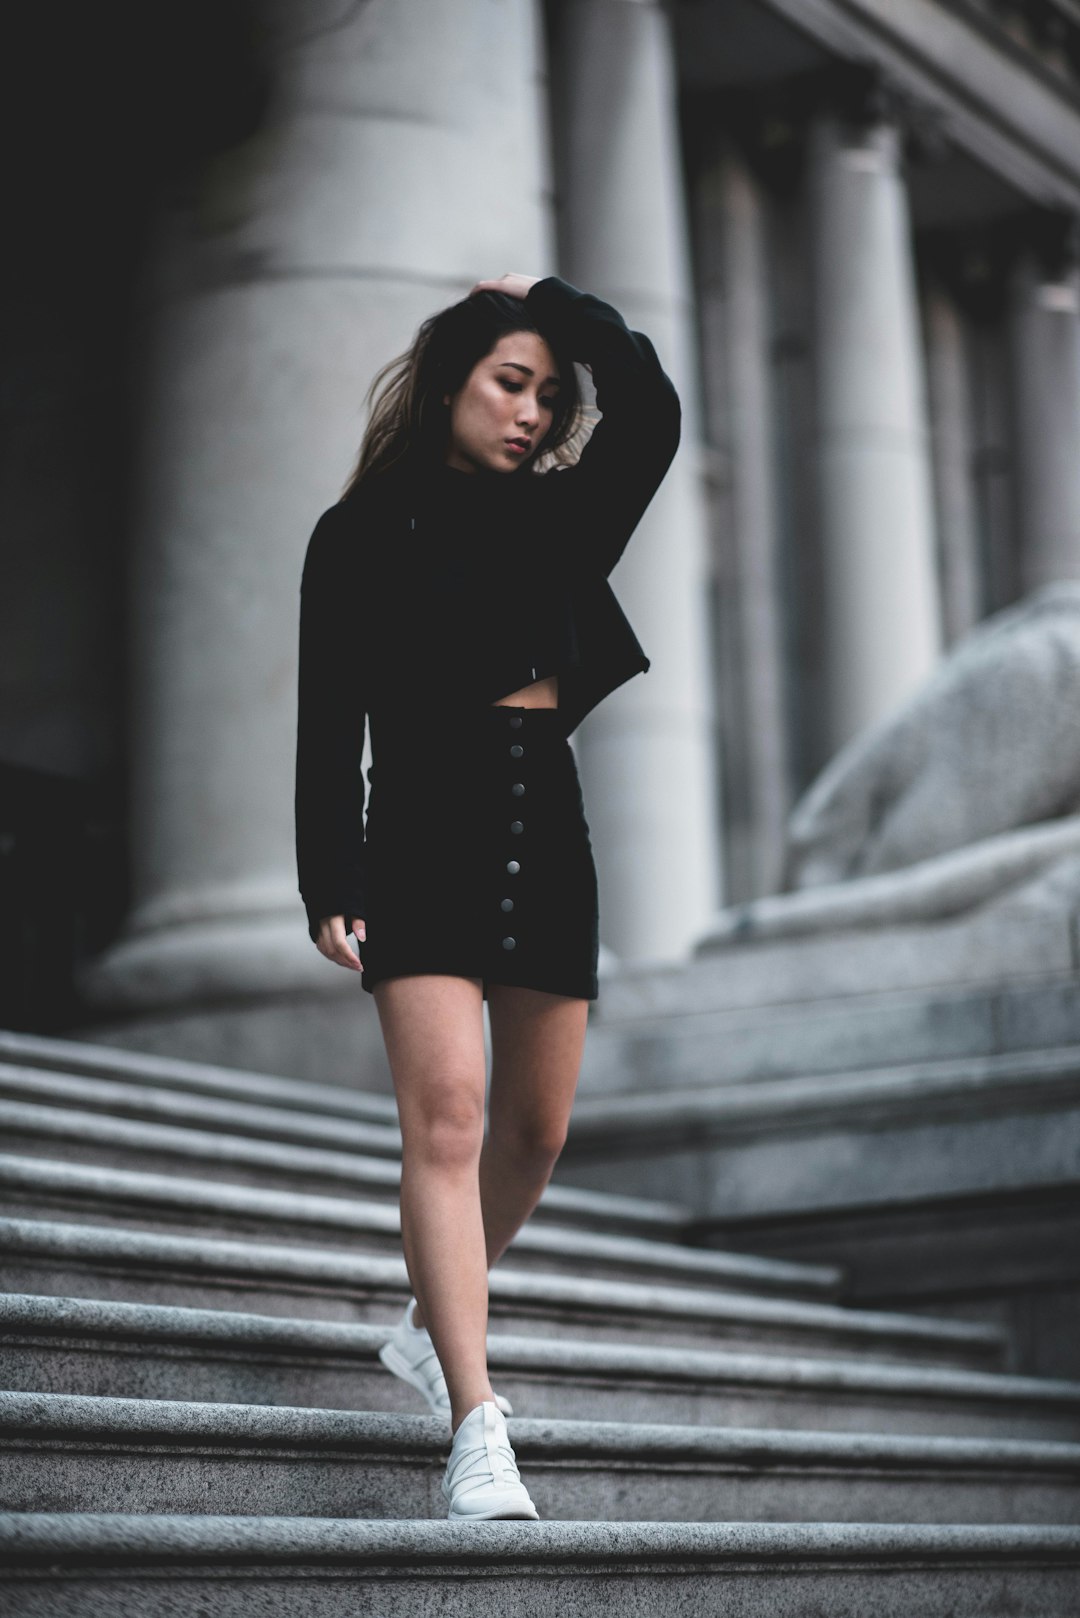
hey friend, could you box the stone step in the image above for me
[554,1040,1080,1383]
[0,1093,761,1255]
[599,945,1080,1031]
[581,955,1080,1093]
[3,1391,1079,1525]
[0,1062,694,1243]
[1,1515,1077,1617]
[0,1154,844,1302]
[554,1043,1080,1231]
[0,1065,403,1155]
[0,1220,1006,1371]
[566,1043,1080,1161]
[0,1292,1066,1439]
[0,1028,402,1125]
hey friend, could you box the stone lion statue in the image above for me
[706,582,1080,943]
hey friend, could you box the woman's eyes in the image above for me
[500,379,557,409]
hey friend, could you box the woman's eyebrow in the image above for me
[497,361,562,387]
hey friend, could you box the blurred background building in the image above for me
[2,0,1080,1381]
[6,0,1080,1066]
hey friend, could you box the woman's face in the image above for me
[442,330,561,473]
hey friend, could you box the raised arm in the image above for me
[294,503,368,957]
[523,275,682,578]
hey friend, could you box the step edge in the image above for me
[1,1513,1079,1569]
[0,1299,1071,1403]
[0,1228,1003,1349]
[3,1390,1080,1472]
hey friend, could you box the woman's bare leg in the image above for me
[372,972,494,1431]
[479,983,589,1268]
[402,986,588,1306]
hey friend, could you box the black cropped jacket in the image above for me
[294,275,681,941]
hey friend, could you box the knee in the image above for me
[403,1083,486,1172]
[491,1115,568,1174]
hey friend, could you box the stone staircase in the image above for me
[562,960,1080,1385]
[1,1027,1078,1613]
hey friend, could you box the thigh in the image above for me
[485,983,589,1150]
[372,974,488,1144]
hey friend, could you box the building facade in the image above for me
[4,0,1080,1078]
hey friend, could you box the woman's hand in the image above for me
[316,915,365,971]
[469,272,593,371]
[469,272,541,301]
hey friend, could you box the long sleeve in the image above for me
[525,275,682,578]
[294,503,369,943]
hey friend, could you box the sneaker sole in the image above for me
[441,1477,539,1521]
[446,1500,540,1521]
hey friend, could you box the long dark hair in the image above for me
[340,288,589,497]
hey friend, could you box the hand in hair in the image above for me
[468,272,541,301]
[316,915,366,971]
[467,271,592,374]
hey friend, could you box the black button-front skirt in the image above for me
[359,705,599,1001]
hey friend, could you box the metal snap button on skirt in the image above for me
[360,705,599,1000]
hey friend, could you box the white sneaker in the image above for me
[378,1299,514,1420]
[441,1399,539,1521]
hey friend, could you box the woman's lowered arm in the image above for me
[294,503,368,963]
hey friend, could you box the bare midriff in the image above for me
[490,673,559,709]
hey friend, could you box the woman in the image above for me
[295,270,680,1519]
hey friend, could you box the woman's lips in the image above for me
[505,439,530,454]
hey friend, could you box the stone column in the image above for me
[969,313,1017,615]
[82,0,553,1032]
[549,0,721,964]
[1009,226,1080,591]
[692,139,791,901]
[924,278,982,645]
[810,111,943,752]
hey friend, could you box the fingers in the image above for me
[468,272,538,300]
[316,915,363,971]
